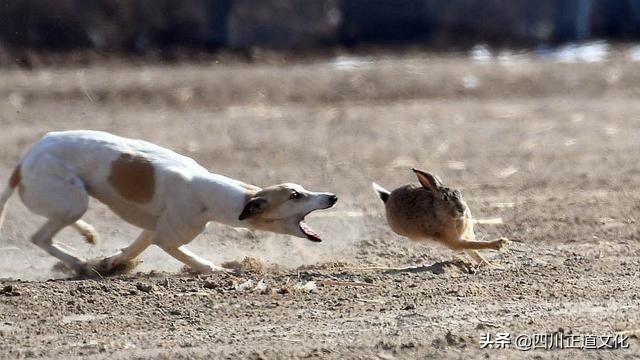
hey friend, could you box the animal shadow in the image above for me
[384,259,475,275]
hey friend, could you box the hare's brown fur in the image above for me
[385,184,468,240]
[375,169,507,265]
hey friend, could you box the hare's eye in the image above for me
[290,191,300,200]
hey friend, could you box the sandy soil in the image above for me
[0,54,639,358]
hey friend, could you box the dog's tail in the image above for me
[372,182,390,203]
[0,165,21,231]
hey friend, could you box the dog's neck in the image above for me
[191,173,259,227]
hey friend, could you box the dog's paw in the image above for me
[52,261,83,276]
[493,237,509,251]
[86,256,141,276]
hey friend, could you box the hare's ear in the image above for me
[412,168,443,192]
[239,197,268,220]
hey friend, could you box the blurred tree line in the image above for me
[1,0,639,63]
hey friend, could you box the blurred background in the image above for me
[1,0,640,66]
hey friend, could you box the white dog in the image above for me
[0,130,338,275]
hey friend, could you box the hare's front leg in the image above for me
[442,234,509,266]
[445,237,508,251]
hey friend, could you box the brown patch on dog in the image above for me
[9,165,21,189]
[109,153,155,203]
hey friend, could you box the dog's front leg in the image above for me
[160,244,230,273]
[154,229,227,273]
[152,208,229,274]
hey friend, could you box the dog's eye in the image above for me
[290,191,300,199]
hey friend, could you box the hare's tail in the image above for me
[372,182,390,203]
[0,165,20,231]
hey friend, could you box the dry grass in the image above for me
[2,54,640,108]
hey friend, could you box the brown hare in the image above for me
[372,168,507,266]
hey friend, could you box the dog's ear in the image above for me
[412,168,443,193]
[238,197,269,220]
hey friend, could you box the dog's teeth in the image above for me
[300,221,320,237]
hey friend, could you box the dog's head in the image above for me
[238,183,338,242]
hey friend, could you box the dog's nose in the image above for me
[329,194,338,204]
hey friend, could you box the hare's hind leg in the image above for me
[444,236,509,266]
[464,249,492,266]
[446,237,507,251]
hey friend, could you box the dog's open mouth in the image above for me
[299,220,322,242]
[298,196,337,242]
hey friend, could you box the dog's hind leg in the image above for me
[71,220,99,245]
[32,220,87,273]
[0,165,20,231]
[19,153,91,273]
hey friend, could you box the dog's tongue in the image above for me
[300,221,322,242]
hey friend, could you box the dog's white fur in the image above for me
[0,130,337,275]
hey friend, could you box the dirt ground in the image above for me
[0,53,639,359]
